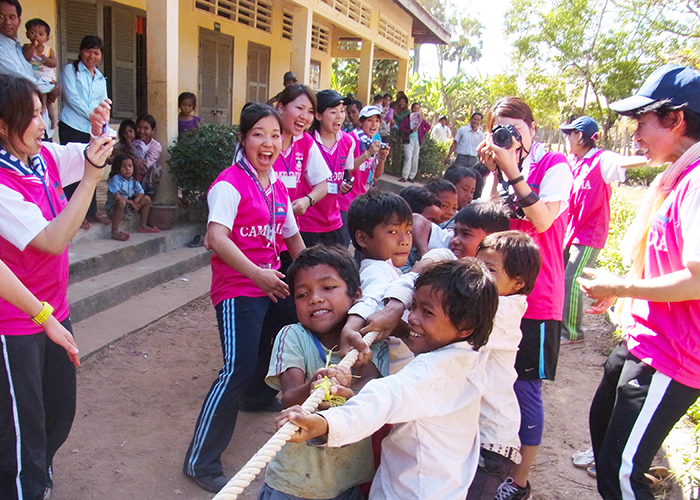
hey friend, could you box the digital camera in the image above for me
[491,125,522,149]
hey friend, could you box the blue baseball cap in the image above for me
[609,65,700,115]
[560,116,599,140]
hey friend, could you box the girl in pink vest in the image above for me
[183,103,305,493]
[559,116,630,344]
[273,85,329,221]
[306,89,356,247]
[237,85,330,414]
[0,75,113,500]
[478,96,573,500]
[580,65,700,500]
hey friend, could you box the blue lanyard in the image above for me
[311,334,328,364]
[237,158,277,251]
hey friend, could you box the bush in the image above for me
[624,165,666,186]
[383,132,448,181]
[167,124,239,206]
[416,136,448,181]
[596,188,636,275]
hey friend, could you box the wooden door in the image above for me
[198,29,234,124]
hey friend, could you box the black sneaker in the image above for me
[187,473,230,493]
[495,477,532,500]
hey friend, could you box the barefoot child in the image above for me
[260,246,388,500]
[178,92,201,137]
[22,19,57,130]
[280,259,499,500]
[468,231,541,500]
[106,153,159,240]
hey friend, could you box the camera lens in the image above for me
[492,126,513,149]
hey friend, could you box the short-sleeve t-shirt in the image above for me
[264,322,389,498]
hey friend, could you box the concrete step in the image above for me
[68,223,205,284]
[73,266,212,360]
[67,245,211,323]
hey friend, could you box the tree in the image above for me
[505,0,674,136]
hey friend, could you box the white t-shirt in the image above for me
[0,142,85,251]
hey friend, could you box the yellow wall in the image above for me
[178,0,296,121]
[16,0,56,45]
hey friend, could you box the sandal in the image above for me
[644,466,669,493]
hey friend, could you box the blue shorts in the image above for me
[514,378,544,446]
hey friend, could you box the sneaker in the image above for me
[572,447,595,468]
[495,477,532,500]
[187,473,230,493]
[43,488,51,500]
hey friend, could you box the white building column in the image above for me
[290,5,312,85]
[357,39,374,106]
[147,0,178,204]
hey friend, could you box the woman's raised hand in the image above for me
[89,99,113,138]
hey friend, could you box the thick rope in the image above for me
[212,330,380,500]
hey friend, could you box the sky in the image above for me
[418,1,514,79]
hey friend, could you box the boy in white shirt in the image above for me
[469,231,541,500]
[278,260,499,500]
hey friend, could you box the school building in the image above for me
[18,0,446,199]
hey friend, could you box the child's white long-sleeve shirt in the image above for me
[479,294,527,450]
[348,258,401,320]
[321,341,487,500]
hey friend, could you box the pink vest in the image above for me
[564,150,611,249]
[628,159,700,389]
[339,130,373,212]
[209,162,292,304]
[300,132,353,233]
[0,146,70,335]
[273,132,315,203]
[510,151,571,321]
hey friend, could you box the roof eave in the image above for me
[392,0,450,45]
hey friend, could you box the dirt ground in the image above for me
[51,295,616,500]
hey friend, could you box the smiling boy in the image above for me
[261,246,387,500]
[279,260,499,500]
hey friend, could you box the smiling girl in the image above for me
[306,89,356,247]
[0,75,113,499]
[183,103,305,493]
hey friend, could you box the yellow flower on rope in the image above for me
[311,347,347,407]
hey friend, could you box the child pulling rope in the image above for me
[211,330,380,500]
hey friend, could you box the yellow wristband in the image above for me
[31,301,54,325]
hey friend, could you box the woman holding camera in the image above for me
[478,96,573,500]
